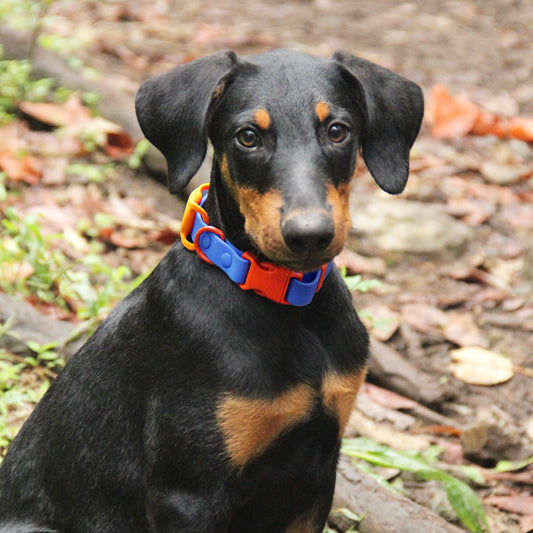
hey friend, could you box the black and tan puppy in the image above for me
[0,49,423,532]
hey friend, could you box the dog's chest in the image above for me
[216,370,365,468]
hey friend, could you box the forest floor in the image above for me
[1,1,533,532]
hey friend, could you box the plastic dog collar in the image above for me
[180,183,332,306]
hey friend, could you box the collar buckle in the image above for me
[239,252,303,305]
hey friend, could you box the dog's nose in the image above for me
[281,212,335,255]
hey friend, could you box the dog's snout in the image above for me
[281,211,335,255]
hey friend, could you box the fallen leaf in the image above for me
[480,162,531,185]
[19,93,92,128]
[0,150,42,184]
[443,312,486,347]
[427,84,533,141]
[400,303,447,336]
[520,514,533,533]
[417,425,463,437]
[483,466,533,485]
[108,230,150,249]
[361,383,419,410]
[509,116,533,142]
[334,249,387,276]
[104,131,135,157]
[449,346,514,385]
[426,84,480,138]
[152,227,181,246]
[484,494,533,515]
[0,260,35,282]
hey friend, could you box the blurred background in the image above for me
[1,2,533,532]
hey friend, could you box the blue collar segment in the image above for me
[180,184,332,306]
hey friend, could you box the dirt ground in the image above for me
[7,0,533,531]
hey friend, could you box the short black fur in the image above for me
[0,49,423,532]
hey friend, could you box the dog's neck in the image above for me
[202,161,263,260]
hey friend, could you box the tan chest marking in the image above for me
[322,369,367,436]
[217,384,315,468]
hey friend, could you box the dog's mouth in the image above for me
[277,255,334,274]
[251,240,338,273]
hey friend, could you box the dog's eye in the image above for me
[236,128,260,149]
[327,123,349,143]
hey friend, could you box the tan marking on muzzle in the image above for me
[326,182,352,255]
[237,187,286,257]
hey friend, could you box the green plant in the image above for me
[66,163,116,183]
[342,437,490,533]
[0,57,53,123]
[0,51,98,125]
[0,207,69,304]
[0,334,57,457]
[0,207,148,331]
[339,266,382,294]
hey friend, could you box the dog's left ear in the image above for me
[333,51,424,194]
[135,50,239,193]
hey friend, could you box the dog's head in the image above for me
[136,49,423,272]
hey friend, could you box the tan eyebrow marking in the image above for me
[315,101,331,122]
[254,108,271,130]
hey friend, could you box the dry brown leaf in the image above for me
[361,383,419,410]
[19,93,92,128]
[0,260,35,282]
[104,131,135,157]
[0,150,42,184]
[443,312,485,347]
[401,303,447,336]
[334,249,386,276]
[449,346,514,385]
[484,494,533,515]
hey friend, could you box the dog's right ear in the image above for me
[135,50,239,193]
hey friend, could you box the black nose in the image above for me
[281,212,335,255]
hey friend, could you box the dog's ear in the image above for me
[135,50,239,193]
[333,51,424,194]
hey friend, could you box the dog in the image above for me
[0,49,423,532]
